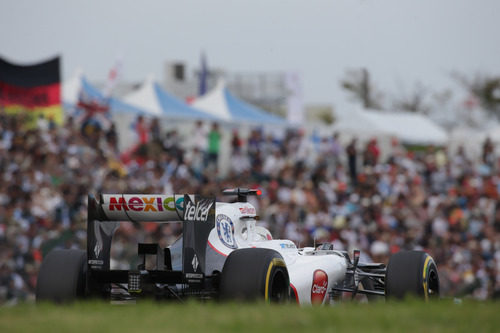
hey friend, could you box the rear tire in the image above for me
[36,249,87,302]
[385,250,439,300]
[220,248,290,302]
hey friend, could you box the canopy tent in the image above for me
[191,80,286,125]
[485,124,500,143]
[123,76,215,120]
[62,69,84,106]
[62,70,146,115]
[448,126,487,160]
[333,108,448,145]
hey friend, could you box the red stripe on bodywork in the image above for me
[208,240,228,257]
[290,283,300,304]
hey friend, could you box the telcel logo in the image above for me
[184,200,213,222]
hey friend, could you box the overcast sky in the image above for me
[1,0,499,107]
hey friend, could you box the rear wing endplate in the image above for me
[86,194,215,283]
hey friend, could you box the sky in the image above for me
[1,0,499,108]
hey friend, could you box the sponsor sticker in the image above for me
[185,273,203,279]
[88,260,103,265]
[311,269,328,304]
[216,214,237,249]
[107,195,184,212]
[94,243,101,258]
[239,206,256,215]
[280,243,296,249]
[184,199,213,222]
[185,272,204,284]
[192,254,199,271]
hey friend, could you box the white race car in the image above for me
[36,188,440,304]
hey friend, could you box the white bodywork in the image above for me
[208,201,347,305]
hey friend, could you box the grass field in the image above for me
[1,299,499,333]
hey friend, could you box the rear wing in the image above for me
[89,194,189,222]
[87,194,216,282]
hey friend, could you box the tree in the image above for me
[392,81,430,113]
[452,72,500,118]
[340,68,383,110]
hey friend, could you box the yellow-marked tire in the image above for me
[220,248,290,302]
[385,250,439,300]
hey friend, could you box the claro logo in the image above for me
[108,196,183,212]
[184,200,213,222]
[239,207,256,215]
[310,269,328,305]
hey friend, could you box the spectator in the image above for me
[135,115,149,144]
[363,138,380,166]
[1,109,500,304]
[482,137,494,167]
[206,122,221,170]
[150,117,161,144]
[105,123,118,151]
[231,129,243,154]
[346,138,358,185]
[192,120,207,154]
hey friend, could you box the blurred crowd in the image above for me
[1,111,500,305]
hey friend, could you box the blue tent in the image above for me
[154,83,216,120]
[123,77,216,120]
[192,80,286,125]
[224,88,285,125]
[80,78,147,115]
[62,73,147,115]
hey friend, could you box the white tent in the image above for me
[448,126,486,160]
[192,79,286,125]
[333,108,448,145]
[62,69,84,105]
[123,76,215,120]
[192,80,231,121]
[486,125,500,143]
[123,75,163,116]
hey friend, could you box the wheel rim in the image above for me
[427,268,439,298]
[270,271,288,302]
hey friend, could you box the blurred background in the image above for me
[1,0,500,304]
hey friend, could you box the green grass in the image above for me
[1,299,499,333]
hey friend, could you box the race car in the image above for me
[36,188,440,304]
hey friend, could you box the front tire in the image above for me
[36,249,87,302]
[385,250,439,300]
[220,248,290,302]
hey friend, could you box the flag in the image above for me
[75,90,111,134]
[285,71,304,125]
[0,56,63,124]
[103,57,123,97]
[198,52,208,96]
